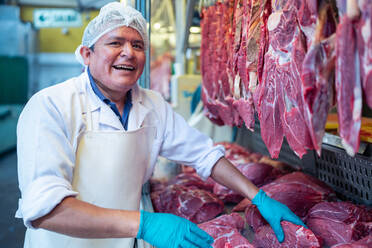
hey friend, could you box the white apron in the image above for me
[24,93,156,248]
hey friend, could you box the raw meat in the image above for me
[151,184,224,224]
[213,162,284,203]
[301,4,337,155]
[244,172,335,230]
[331,234,372,248]
[306,201,372,247]
[356,0,372,109]
[245,202,266,231]
[168,173,215,192]
[335,3,362,156]
[253,221,322,248]
[199,213,254,248]
[260,172,336,217]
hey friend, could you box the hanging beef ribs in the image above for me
[253,221,322,248]
[198,213,254,248]
[151,184,224,224]
[356,0,372,109]
[306,201,372,247]
[335,0,362,156]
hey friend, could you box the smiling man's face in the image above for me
[82,25,146,98]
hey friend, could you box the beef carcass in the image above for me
[356,0,372,109]
[253,221,322,248]
[331,234,372,248]
[301,4,337,155]
[213,162,284,203]
[199,213,254,248]
[151,184,224,224]
[335,0,362,156]
[306,201,372,247]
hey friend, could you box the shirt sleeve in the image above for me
[16,92,78,229]
[159,101,225,180]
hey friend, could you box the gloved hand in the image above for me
[252,189,307,243]
[136,210,214,248]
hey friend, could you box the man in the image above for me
[16,2,305,248]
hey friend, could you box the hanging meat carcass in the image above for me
[356,0,372,109]
[301,4,337,155]
[335,0,362,156]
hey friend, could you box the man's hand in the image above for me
[252,189,307,243]
[137,210,214,248]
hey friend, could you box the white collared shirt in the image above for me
[16,71,225,228]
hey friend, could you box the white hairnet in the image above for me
[75,2,148,65]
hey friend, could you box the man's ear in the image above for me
[80,46,92,66]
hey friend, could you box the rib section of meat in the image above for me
[306,201,372,247]
[199,213,254,248]
[253,221,322,248]
[151,184,224,224]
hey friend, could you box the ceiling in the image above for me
[17,0,120,9]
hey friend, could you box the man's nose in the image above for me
[120,42,134,58]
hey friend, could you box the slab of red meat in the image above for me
[331,234,372,248]
[213,162,284,203]
[244,172,335,229]
[167,173,215,192]
[335,7,362,156]
[301,5,337,155]
[199,213,254,248]
[245,202,267,231]
[151,184,224,224]
[253,221,322,248]
[306,201,372,247]
[200,5,224,125]
[261,172,336,217]
[356,0,372,109]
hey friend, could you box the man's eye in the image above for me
[109,42,120,46]
[133,44,144,50]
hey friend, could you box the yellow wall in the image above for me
[20,6,99,53]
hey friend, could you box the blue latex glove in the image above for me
[136,210,214,248]
[252,189,307,243]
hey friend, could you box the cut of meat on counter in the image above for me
[213,162,285,203]
[150,184,224,224]
[330,234,372,248]
[253,221,322,248]
[260,172,336,217]
[244,171,336,231]
[306,201,372,247]
[167,173,215,192]
[216,142,262,164]
[198,213,254,248]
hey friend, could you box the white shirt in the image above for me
[16,71,225,228]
